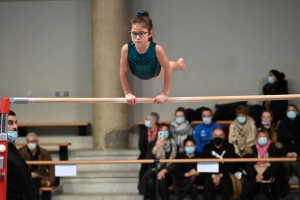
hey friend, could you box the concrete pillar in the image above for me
[92,0,128,149]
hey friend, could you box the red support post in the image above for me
[0,96,10,200]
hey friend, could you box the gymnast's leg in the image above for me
[156,58,186,78]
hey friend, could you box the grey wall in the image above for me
[0,1,93,123]
[0,0,299,127]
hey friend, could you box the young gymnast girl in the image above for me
[120,10,186,105]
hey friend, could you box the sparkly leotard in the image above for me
[127,42,161,80]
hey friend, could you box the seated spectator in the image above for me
[277,104,300,179]
[139,124,177,200]
[202,128,236,200]
[193,107,222,154]
[229,105,256,157]
[258,110,278,142]
[263,69,288,122]
[18,132,55,200]
[241,129,283,200]
[170,107,193,153]
[138,112,159,187]
[175,136,202,200]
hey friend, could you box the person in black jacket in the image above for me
[7,110,36,200]
[263,69,288,122]
[277,104,300,179]
[202,127,236,200]
[139,124,177,200]
[138,112,159,188]
[174,136,202,200]
[241,129,283,200]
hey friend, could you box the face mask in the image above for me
[27,143,37,151]
[287,111,297,119]
[7,131,18,142]
[175,117,185,124]
[237,116,246,124]
[202,117,212,125]
[262,121,271,125]
[213,137,224,146]
[185,147,195,154]
[268,76,274,84]
[144,120,152,128]
[258,137,268,146]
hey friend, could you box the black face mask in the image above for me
[213,137,224,146]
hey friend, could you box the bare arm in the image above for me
[119,44,136,104]
[154,44,172,104]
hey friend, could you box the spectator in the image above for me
[241,129,283,200]
[229,105,256,157]
[277,104,300,179]
[202,128,236,200]
[263,69,288,122]
[175,136,202,200]
[140,124,177,200]
[258,110,278,142]
[18,132,55,200]
[193,107,222,154]
[170,107,193,153]
[138,112,159,186]
[7,110,36,200]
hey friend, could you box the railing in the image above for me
[26,157,300,199]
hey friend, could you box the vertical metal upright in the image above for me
[0,97,10,200]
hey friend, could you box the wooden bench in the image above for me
[18,122,90,136]
[16,142,71,160]
[136,120,233,125]
[40,187,55,200]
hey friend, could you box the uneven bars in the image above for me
[26,157,297,165]
[9,94,300,104]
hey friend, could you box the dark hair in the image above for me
[270,69,285,81]
[201,107,213,115]
[183,136,196,146]
[129,10,153,42]
[175,107,186,117]
[236,105,249,115]
[257,129,270,138]
[262,110,273,118]
[9,110,16,116]
[287,104,299,112]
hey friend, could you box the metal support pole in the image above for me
[0,97,10,200]
[154,158,159,200]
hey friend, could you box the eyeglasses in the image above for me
[129,31,148,38]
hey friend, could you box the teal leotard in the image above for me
[127,42,161,80]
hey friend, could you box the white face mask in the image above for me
[27,143,37,151]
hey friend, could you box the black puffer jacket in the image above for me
[263,79,288,122]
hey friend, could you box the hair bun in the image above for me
[137,10,149,17]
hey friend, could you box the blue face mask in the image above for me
[237,116,246,124]
[7,131,18,142]
[262,121,271,125]
[202,117,212,125]
[185,147,195,154]
[287,111,297,119]
[268,76,274,84]
[175,117,185,124]
[144,120,152,128]
[258,137,268,146]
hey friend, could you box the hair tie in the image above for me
[137,10,146,16]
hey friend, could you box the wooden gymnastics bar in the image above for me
[10,94,300,104]
[26,157,297,165]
